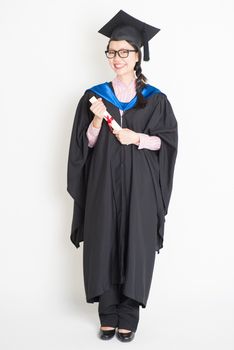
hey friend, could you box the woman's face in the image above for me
[107,40,139,78]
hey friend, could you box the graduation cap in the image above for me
[98,10,160,61]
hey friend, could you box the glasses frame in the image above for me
[105,49,138,59]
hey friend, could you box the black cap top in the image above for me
[98,10,160,61]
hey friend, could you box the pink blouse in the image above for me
[86,77,161,150]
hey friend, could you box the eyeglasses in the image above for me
[105,49,137,59]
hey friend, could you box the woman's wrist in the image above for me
[134,133,140,145]
[92,116,103,128]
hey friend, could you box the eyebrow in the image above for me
[108,48,130,50]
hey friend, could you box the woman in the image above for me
[67,10,178,342]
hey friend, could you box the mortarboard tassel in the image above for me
[143,25,150,61]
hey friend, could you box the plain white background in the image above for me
[1,0,233,349]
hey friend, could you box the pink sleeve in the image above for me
[86,120,101,148]
[136,133,161,150]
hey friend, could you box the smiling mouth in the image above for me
[114,64,126,69]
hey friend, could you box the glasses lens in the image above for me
[106,50,115,58]
[119,49,129,58]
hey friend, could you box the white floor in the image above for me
[1,293,233,350]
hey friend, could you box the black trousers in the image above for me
[98,284,140,332]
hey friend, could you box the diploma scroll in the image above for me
[89,96,122,131]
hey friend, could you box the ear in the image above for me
[135,52,139,62]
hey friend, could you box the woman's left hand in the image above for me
[112,128,139,145]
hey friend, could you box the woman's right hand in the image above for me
[89,98,106,121]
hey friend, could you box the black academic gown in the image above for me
[67,82,178,308]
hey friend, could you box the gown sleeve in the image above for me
[149,94,178,216]
[67,91,94,248]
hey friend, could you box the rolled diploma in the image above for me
[89,96,122,131]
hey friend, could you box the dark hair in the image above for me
[107,39,148,109]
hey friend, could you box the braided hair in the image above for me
[107,39,148,109]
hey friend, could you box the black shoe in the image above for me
[99,327,116,340]
[116,329,135,342]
